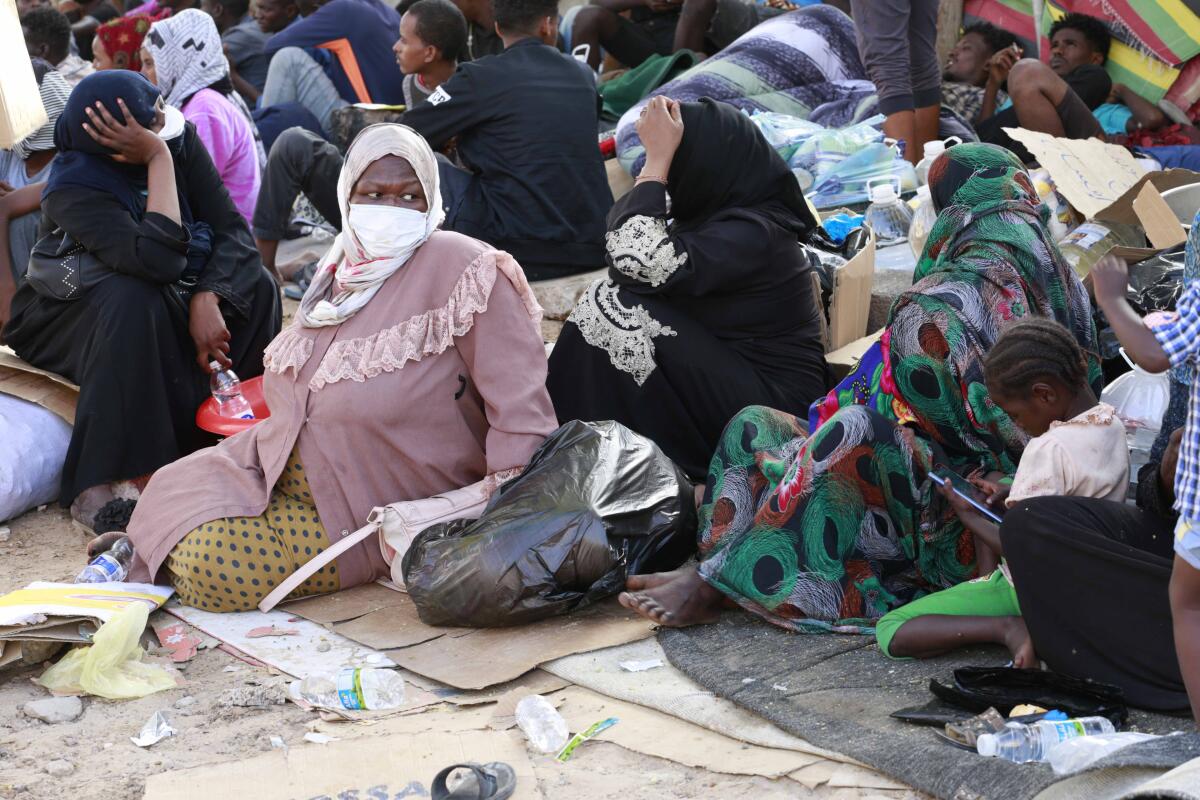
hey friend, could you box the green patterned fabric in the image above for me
[697,143,1101,634]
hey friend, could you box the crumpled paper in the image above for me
[131,710,176,747]
[37,603,178,699]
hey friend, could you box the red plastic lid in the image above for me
[195,374,270,437]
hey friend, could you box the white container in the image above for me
[908,185,936,259]
[864,177,913,246]
[915,136,963,185]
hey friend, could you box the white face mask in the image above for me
[347,203,429,260]
[156,105,186,142]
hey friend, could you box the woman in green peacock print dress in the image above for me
[620,143,1102,633]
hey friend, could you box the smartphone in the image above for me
[931,469,1003,524]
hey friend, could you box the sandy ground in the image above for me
[0,506,924,800]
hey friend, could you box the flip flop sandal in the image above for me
[431,762,516,800]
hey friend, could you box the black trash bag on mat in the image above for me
[401,420,698,627]
[930,667,1129,727]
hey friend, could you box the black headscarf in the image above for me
[665,98,817,235]
[44,71,171,215]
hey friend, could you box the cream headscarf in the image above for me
[298,124,445,328]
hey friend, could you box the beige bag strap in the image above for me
[257,521,379,612]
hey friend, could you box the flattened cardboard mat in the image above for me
[283,585,656,690]
[659,613,1199,800]
[143,730,542,800]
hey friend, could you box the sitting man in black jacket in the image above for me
[403,0,613,280]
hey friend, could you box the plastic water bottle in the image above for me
[515,694,570,754]
[75,536,134,583]
[914,136,962,185]
[908,185,937,259]
[296,667,406,711]
[976,717,1116,763]
[864,178,913,247]
[209,362,254,420]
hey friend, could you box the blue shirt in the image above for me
[263,0,403,106]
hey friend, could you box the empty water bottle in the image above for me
[914,136,962,185]
[864,177,913,247]
[296,667,406,711]
[75,536,134,583]
[908,185,937,258]
[976,717,1116,763]
[209,362,255,420]
[515,694,570,754]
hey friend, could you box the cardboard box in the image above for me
[1004,128,1145,219]
[0,0,48,148]
[826,328,882,382]
[827,229,876,352]
[1093,174,1191,261]
[1004,128,1195,266]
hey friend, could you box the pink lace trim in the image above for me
[309,250,538,391]
[262,325,314,376]
[261,250,544,390]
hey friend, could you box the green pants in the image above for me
[875,569,1021,659]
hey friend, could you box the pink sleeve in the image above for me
[454,261,559,474]
[184,101,236,177]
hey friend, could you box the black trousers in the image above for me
[251,127,344,242]
[1001,496,1189,712]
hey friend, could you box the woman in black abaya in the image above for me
[547,97,829,478]
[2,71,280,526]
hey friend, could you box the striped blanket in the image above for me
[614,5,877,173]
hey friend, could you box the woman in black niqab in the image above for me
[2,70,281,527]
[547,96,829,479]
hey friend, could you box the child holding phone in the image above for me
[875,318,1127,666]
[1093,252,1200,723]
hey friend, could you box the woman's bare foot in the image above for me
[625,568,690,592]
[999,616,1037,669]
[619,565,724,627]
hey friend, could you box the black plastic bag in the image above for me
[929,667,1128,727]
[1127,245,1186,315]
[402,420,698,627]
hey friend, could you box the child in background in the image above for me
[393,0,468,110]
[1093,253,1200,724]
[876,318,1128,667]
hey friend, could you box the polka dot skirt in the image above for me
[165,447,339,612]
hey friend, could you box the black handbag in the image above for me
[25,227,109,301]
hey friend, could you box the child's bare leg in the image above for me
[888,614,1036,668]
[1169,556,1200,724]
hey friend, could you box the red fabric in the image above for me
[1111,123,1200,148]
[95,12,168,72]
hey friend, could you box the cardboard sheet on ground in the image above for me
[143,729,542,800]
[307,683,837,785]
[554,685,823,778]
[542,638,853,762]
[287,586,656,691]
[384,602,656,690]
[1003,128,1145,219]
[0,347,79,424]
[166,602,395,678]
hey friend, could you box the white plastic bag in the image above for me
[1048,732,1159,775]
[1100,349,1170,431]
[0,393,70,522]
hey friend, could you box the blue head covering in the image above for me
[44,71,171,215]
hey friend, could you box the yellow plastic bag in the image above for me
[37,603,177,699]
